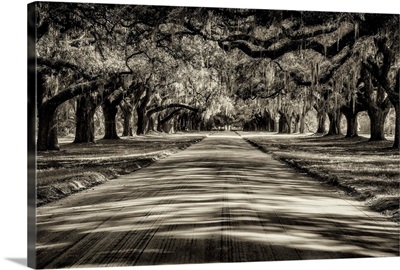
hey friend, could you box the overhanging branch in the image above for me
[147,103,200,116]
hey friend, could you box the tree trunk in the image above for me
[327,110,342,135]
[73,94,97,143]
[179,113,189,131]
[265,111,275,132]
[343,111,359,138]
[191,114,201,131]
[162,121,174,133]
[157,114,162,132]
[340,95,367,138]
[173,117,179,132]
[360,66,391,142]
[278,113,292,134]
[316,111,327,134]
[136,106,147,135]
[148,115,156,132]
[362,39,399,148]
[368,107,388,141]
[386,72,399,148]
[102,104,119,139]
[266,118,272,132]
[294,121,299,133]
[134,86,153,135]
[121,103,133,136]
[393,103,399,149]
[122,114,133,136]
[299,113,306,133]
[37,105,60,151]
[158,109,181,133]
[293,114,300,133]
[48,114,59,148]
[268,117,275,132]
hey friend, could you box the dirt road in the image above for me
[36,132,399,268]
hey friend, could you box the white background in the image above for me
[1,1,399,269]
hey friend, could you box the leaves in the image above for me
[36,3,399,134]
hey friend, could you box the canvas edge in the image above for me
[28,1,38,269]
[24,2,400,269]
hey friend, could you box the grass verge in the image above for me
[36,133,206,206]
[240,132,399,223]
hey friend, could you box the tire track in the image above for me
[36,132,399,268]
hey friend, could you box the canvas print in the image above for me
[28,1,399,269]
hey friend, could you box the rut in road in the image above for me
[36,132,400,268]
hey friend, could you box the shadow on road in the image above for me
[36,134,400,268]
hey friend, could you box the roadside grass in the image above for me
[240,132,400,222]
[36,133,207,206]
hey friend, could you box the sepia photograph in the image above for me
[24,0,400,269]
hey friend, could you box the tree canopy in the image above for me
[30,2,399,150]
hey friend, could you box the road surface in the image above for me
[36,132,399,268]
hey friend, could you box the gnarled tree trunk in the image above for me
[341,95,367,138]
[362,39,399,148]
[343,111,359,138]
[102,90,128,139]
[102,104,119,139]
[135,86,152,136]
[136,105,148,135]
[327,110,342,136]
[360,66,391,142]
[368,107,389,141]
[37,105,60,151]
[73,94,98,143]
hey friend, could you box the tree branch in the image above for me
[41,80,98,110]
[147,103,199,116]
[36,57,96,80]
[159,108,182,126]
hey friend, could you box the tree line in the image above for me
[29,3,399,150]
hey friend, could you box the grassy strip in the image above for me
[37,134,206,206]
[241,133,399,223]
